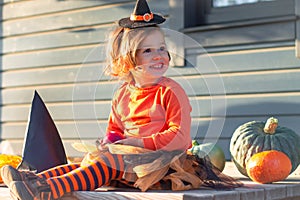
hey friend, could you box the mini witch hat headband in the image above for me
[118,0,166,29]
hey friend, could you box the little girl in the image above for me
[1,0,193,199]
[104,25,192,152]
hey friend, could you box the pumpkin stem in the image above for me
[263,117,278,134]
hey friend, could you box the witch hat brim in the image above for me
[17,91,67,172]
[118,0,165,28]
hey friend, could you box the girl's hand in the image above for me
[106,131,126,143]
[114,138,144,148]
[95,138,109,151]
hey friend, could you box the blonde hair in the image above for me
[105,25,164,82]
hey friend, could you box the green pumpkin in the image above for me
[230,117,300,177]
[190,141,226,172]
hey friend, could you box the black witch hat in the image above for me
[118,0,165,29]
[17,91,67,172]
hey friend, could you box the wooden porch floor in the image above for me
[1,162,300,200]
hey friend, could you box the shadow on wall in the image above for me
[192,102,300,160]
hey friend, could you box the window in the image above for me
[184,0,294,28]
[213,0,274,8]
[182,0,298,56]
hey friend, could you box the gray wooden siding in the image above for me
[0,0,299,160]
[0,0,169,158]
[182,0,300,159]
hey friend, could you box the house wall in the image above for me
[0,0,299,160]
[182,0,300,159]
[0,0,169,158]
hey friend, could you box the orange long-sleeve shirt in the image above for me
[106,77,192,151]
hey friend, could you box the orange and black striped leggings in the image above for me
[36,152,124,199]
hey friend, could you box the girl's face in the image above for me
[130,30,169,87]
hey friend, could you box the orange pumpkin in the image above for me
[0,154,22,183]
[246,150,292,184]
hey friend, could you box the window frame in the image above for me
[185,0,295,28]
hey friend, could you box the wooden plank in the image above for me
[3,4,132,36]
[1,81,117,105]
[2,0,132,20]
[3,0,167,20]
[190,92,300,117]
[196,47,300,74]
[60,191,184,200]
[2,63,110,87]
[1,121,108,139]
[2,0,169,36]
[3,25,109,54]
[175,70,300,96]
[184,20,295,48]
[191,116,300,139]
[0,101,112,122]
[2,45,105,70]
[0,139,87,158]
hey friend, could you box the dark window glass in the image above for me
[185,0,292,28]
[213,0,274,7]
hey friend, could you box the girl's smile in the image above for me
[130,30,169,88]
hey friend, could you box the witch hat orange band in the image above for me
[130,12,154,22]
